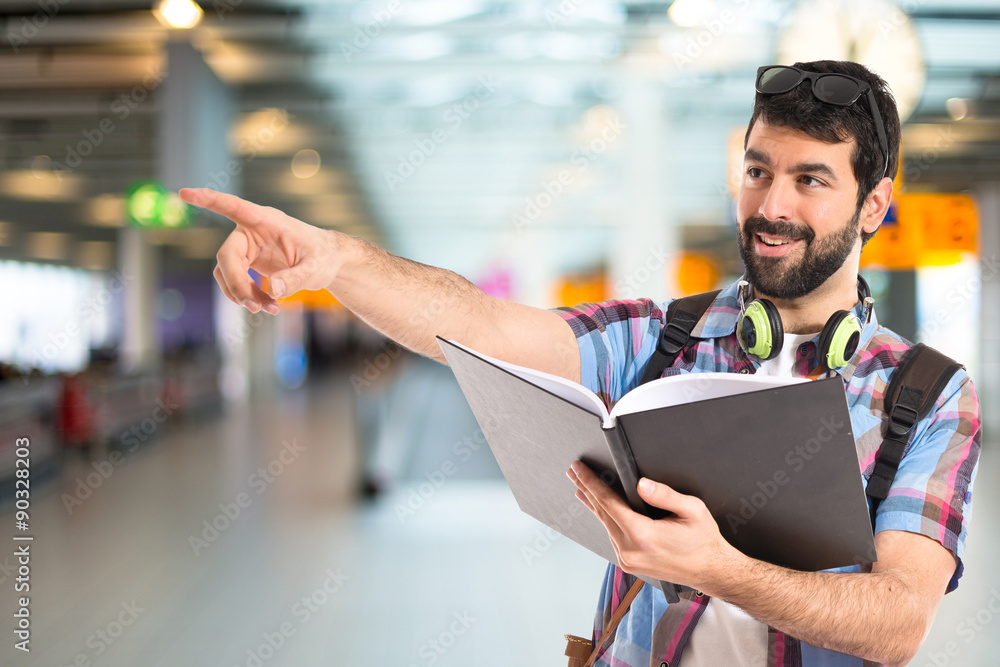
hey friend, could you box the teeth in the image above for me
[760,236,791,246]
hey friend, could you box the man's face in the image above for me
[736,120,864,300]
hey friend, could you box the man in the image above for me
[184,60,980,666]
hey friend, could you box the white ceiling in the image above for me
[1,0,998,283]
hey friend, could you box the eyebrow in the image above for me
[744,148,838,182]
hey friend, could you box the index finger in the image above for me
[570,461,640,528]
[179,188,268,228]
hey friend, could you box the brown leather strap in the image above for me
[564,634,592,667]
[584,579,646,666]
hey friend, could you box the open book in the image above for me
[438,337,876,603]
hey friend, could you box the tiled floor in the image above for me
[0,365,996,666]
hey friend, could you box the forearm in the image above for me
[327,233,579,379]
[327,233,491,361]
[702,552,927,666]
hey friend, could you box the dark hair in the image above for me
[744,60,901,246]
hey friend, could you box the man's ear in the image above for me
[861,177,894,236]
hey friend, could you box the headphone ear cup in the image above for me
[818,310,862,369]
[737,298,783,361]
[759,299,783,361]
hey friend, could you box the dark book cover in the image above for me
[438,338,876,601]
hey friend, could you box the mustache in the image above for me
[742,216,815,243]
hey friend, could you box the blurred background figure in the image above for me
[0,1,998,665]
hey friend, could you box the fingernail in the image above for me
[263,303,279,316]
[269,278,285,299]
[638,478,654,493]
[242,299,258,312]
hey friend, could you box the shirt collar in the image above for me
[690,278,880,378]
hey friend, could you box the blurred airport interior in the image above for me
[0,0,999,665]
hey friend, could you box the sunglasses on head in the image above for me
[755,65,889,180]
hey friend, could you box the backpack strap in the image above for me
[866,342,964,525]
[639,290,721,386]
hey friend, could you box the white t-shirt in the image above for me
[754,331,817,378]
[682,331,817,666]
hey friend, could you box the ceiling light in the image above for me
[291,149,321,179]
[153,0,204,30]
[230,108,303,157]
[667,0,715,28]
[77,241,114,271]
[27,232,70,261]
[0,170,82,201]
[279,170,348,197]
[946,98,969,121]
[31,156,52,175]
[87,194,126,227]
[178,228,224,259]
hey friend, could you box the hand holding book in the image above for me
[567,461,737,594]
[438,337,876,603]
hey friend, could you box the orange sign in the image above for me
[861,193,978,269]
[676,252,721,296]
[902,193,978,265]
[262,277,343,309]
[555,272,607,307]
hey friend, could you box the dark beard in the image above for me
[737,208,861,300]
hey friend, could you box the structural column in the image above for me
[610,58,678,301]
[975,182,999,437]
[118,227,159,372]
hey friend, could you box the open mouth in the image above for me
[755,233,803,255]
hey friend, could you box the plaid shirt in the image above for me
[553,280,982,667]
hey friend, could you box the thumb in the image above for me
[637,477,696,516]
[267,235,341,299]
[266,268,307,300]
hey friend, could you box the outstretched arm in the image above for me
[181,188,581,381]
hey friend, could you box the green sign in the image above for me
[125,181,191,228]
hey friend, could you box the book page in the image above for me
[443,340,611,424]
[611,372,808,419]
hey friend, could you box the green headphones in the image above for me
[736,277,873,370]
